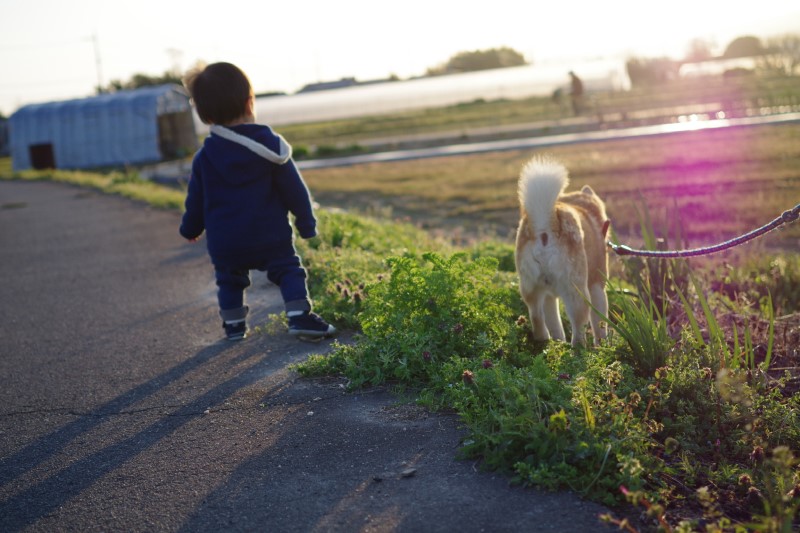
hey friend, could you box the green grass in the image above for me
[0,165,185,210]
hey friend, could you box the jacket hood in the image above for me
[201,124,293,185]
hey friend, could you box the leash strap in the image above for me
[608,203,799,258]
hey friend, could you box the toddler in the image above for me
[180,62,335,341]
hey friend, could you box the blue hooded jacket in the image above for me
[179,124,317,267]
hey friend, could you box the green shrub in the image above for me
[299,251,524,389]
[313,143,367,158]
[296,209,443,329]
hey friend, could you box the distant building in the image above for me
[296,76,398,94]
[254,90,288,98]
[9,84,197,171]
[678,57,759,78]
[298,77,359,93]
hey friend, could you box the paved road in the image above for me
[0,181,614,532]
[297,112,800,170]
[141,112,800,181]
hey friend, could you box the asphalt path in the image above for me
[297,112,800,170]
[0,180,614,532]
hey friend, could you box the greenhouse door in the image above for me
[29,143,55,169]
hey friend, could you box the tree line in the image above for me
[98,47,529,94]
[101,34,799,94]
[628,33,800,86]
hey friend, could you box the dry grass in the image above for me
[303,122,800,249]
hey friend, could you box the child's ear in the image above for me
[247,97,255,115]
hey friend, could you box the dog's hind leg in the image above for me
[589,282,608,344]
[524,290,551,341]
[543,294,566,341]
[562,287,590,347]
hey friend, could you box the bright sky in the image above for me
[1,0,799,116]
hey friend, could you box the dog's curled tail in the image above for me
[518,156,569,232]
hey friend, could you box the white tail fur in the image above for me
[518,156,569,232]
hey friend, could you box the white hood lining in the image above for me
[210,125,292,164]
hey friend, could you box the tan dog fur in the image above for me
[514,156,610,346]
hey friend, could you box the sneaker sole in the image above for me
[288,328,335,338]
[294,334,326,343]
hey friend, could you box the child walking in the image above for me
[179,62,335,341]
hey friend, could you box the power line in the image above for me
[0,78,92,89]
[0,38,92,51]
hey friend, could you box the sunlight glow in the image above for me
[1,0,799,115]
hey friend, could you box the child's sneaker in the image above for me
[223,320,247,341]
[288,312,336,338]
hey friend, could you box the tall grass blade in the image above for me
[744,320,754,370]
[732,321,741,370]
[764,291,775,370]
[690,273,731,365]
[675,282,703,346]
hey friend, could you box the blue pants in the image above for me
[214,245,311,322]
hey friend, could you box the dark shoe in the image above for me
[288,312,336,338]
[223,320,247,341]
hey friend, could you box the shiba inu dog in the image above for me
[514,156,610,346]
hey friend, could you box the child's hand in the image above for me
[187,237,200,243]
[305,235,322,248]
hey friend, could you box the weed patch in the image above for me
[294,209,800,531]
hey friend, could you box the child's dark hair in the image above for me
[183,62,253,125]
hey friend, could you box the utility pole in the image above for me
[92,32,104,93]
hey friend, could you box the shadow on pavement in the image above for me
[0,339,293,530]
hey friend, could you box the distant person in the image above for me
[180,62,335,341]
[569,71,584,115]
